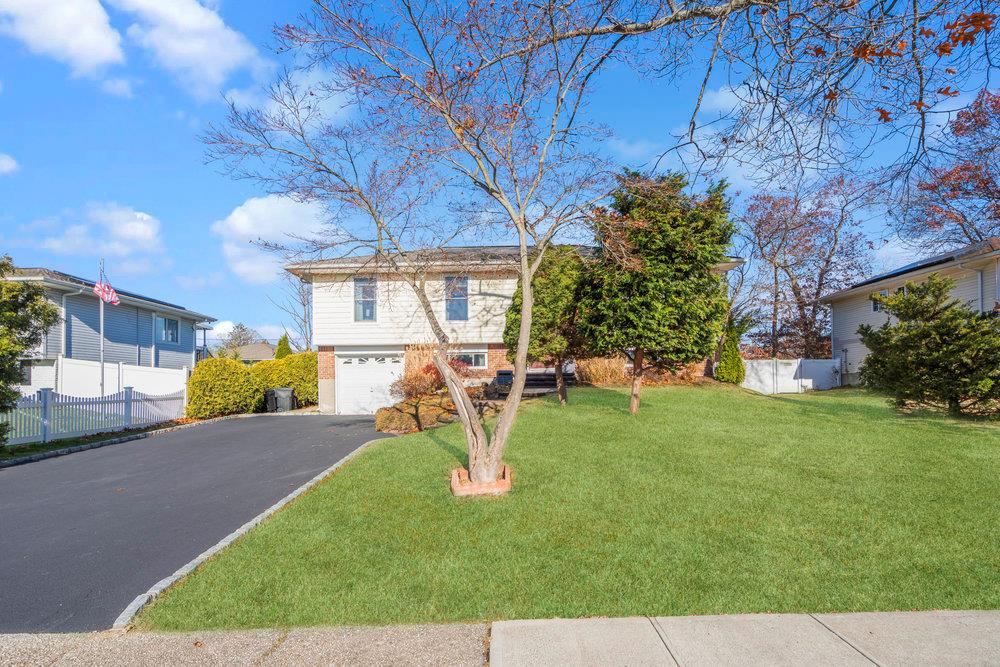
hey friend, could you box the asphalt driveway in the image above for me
[0,415,386,633]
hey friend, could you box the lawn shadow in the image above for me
[424,428,468,467]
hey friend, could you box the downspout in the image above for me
[58,287,87,395]
[976,269,984,313]
[60,286,87,356]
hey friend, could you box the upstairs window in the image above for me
[445,276,469,321]
[354,277,377,322]
[158,317,179,343]
[871,289,889,313]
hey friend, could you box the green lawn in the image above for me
[139,385,1000,630]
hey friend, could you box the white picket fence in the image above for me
[1,387,186,446]
[17,356,190,398]
[742,358,841,395]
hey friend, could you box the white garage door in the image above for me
[336,353,404,415]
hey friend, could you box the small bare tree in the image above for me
[269,272,313,351]
[207,0,617,486]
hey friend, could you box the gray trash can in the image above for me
[265,387,297,412]
[273,387,297,412]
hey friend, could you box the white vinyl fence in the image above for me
[18,357,189,398]
[1,387,186,446]
[56,357,189,397]
[742,358,841,395]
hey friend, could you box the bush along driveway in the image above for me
[139,386,1000,630]
[0,415,387,633]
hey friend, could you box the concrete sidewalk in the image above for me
[1,611,997,666]
[491,611,1000,666]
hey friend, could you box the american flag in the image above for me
[92,266,120,305]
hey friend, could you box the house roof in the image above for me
[822,237,1000,303]
[233,342,276,361]
[8,267,216,323]
[286,245,744,277]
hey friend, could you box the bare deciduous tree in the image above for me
[207,0,617,486]
[742,177,874,357]
[269,272,313,351]
[491,0,997,182]
[217,322,263,352]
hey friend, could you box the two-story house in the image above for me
[823,237,1000,385]
[288,245,744,415]
[9,267,215,395]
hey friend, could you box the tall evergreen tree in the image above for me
[859,274,1000,416]
[580,171,734,413]
[275,334,293,359]
[503,246,588,404]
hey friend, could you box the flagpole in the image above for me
[99,260,105,397]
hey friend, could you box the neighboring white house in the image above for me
[823,237,1000,385]
[7,267,216,397]
[288,246,743,415]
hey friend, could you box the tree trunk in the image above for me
[948,396,962,417]
[629,348,644,414]
[554,358,567,405]
[771,267,780,358]
[426,251,535,485]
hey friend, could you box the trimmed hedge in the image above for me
[249,351,318,406]
[186,358,265,419]
[714,330,745,385]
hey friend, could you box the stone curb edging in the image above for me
[111,437,385,630]
[0,411,325,470]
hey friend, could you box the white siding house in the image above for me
[289,246,744,415]
[824,238,1000,384]
[7,267,215,396]
[288,248,525,415]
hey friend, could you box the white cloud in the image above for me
[228,67,350,123]
[205,319,234,344]
[608,137,667,164]
[37,203,164,273]
[700,85,742,114]
[874,235,919,272]
[254,324,287,343]
[106,0,270,99]
[101,77,134,98]
[88,202,163,254]
[176,271,224,291]
[0,0,124,75]
[0,153,18,175]
[212,195,327,284]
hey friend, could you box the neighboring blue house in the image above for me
[9,267,215,394]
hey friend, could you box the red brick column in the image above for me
[317,345,336,413]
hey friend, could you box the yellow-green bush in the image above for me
[186,358,265,419]
[249,351,318,406]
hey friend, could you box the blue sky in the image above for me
[0,1,910,344]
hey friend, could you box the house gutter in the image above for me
[823,249,1000,305]
[9,275,215,324]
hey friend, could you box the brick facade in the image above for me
[487,343,513,374]
[317,345,336,413]
[403,342,513,380]
[318,345,336,379]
